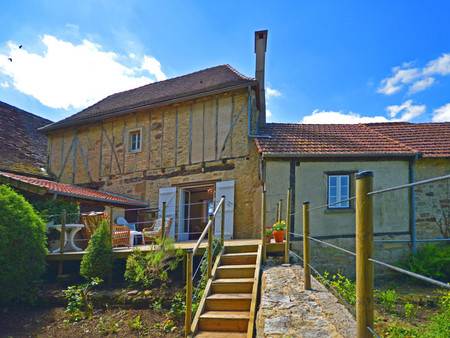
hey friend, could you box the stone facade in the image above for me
[46,88,262,239]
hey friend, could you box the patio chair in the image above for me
[142,217,173,244]
[116,216,144,246]
[81,211,130,247]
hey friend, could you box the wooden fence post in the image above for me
[285,188,291,264]
[275,202,279,224]
[278,199,283,223]
[356,171,374,338]
[161,202,166,239]
[207,215,213,280]
[262,189,267,265]
[185,250,193,337]
[109,206,114,247]
[58,210,66,276]
[303,202,311,290]
[221,196,225,245]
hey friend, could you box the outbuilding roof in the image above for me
[255,122,450,158]
[40,65,256,132]
[0,171,148,207]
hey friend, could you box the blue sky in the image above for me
[1,1,450,123]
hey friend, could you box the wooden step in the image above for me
[206,293,252,311]
[195,331,247,337]
[198,311,249,332]
[221,252,257,265]
[224,245,258,254]
[211,278,254,293]
[215,264,256,279]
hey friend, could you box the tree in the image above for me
[0,185,47,304]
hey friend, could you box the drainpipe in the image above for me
[248,86,271,138]
[410,155,418,253]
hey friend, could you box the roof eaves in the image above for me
[39,82,257,133]
[261,152,420,159]
[47,189,148,207]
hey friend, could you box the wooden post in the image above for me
[58,210,66,276]
[303,202,311,290]
[262,189,267,265]
[220,196,225,245]
[275,202,279,224]
[109,206,114,247]
[278,199,283,223]
[161,202,166,239]
[285,188,291,264]
[207,215,213,280]
[185,251,193,337]
[356,171,374,338]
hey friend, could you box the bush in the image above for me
[0,185,48,304]
[80,220,114,281]
[125,236,183,288]
[398,244,450,283]
[28,197,79,224]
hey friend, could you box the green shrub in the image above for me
[319,272,356,306]
[80,220,114,280]
[124,236,183,288]
[63,277,103,321]
[28,197,79,224]
[0,185,48,304]
[398,244,450,283]
[378,289,398,312]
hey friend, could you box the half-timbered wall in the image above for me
[46,88,262,239]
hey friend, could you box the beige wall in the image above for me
[264,159,410,237]
[46,88,262,239]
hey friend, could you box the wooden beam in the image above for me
[58,137,74,181]
[72,131,77,184]
[218,99,247,159]
[189,104,193,164]
[101,125,122,174]
[175,107,178,166]
[148,111,152,169]
[99,124,103,178]
[161,111,164,167]
[76,135,93,182]
[215,98,218,160]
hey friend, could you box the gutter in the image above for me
[40,82,257,133]
[247,86,271,138]
[409,154,418,253]
[261,152,420,159]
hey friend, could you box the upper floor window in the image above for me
[328,174,350,208]
[128,129,142,152]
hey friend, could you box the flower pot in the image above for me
[266,234,273,244]
[273,230,285,243]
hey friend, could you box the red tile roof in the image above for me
[0,171,147,207]
[0,101,53,175]
[255,123,418,157]
[40,65,256,132]
[364,122,450,158]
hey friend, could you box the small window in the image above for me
[328,174,350,208]
[129,130,141,152]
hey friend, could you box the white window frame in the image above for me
[328,174,350,209]
[128,128,142,153]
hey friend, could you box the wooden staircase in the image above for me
[190,244,262,337]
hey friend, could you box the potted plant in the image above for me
[272,221,286,243]
[265,227,273,244]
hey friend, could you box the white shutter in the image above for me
[215,180,235,239]
[158,187,177,237]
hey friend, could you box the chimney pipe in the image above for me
[255,30,268,127]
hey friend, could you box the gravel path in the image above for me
[256,261,356,337]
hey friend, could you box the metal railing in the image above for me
[185,196,225,337]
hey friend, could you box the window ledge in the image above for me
[325,208,355,214]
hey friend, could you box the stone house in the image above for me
[39,31,270,240]
[255,122,450,274]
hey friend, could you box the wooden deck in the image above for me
[46,239,285,261]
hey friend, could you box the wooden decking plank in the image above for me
[200,311,250,320]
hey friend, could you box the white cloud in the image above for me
[408,77,435,94]
[432,103,450,122]
[266,109,272,118]
[385,100,426,121]
[0,81,9,88]
[378,53,450,96]
[141,56,166,81]
[301,110,389,124]
[424,53,450,76]
[266,87,281,98]
[377,66,420,95]
[0,35,167,110]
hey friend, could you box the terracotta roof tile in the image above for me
[0,171,147,206]
[0,101,52,175]
[41,65,256,132]
[255,123,417,156]
[364,122,450,157]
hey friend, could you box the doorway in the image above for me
[178,184,215,240]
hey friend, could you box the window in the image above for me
[328,174,350,208]
[128,129,141,152]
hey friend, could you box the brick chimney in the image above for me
[255,30,268,127]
